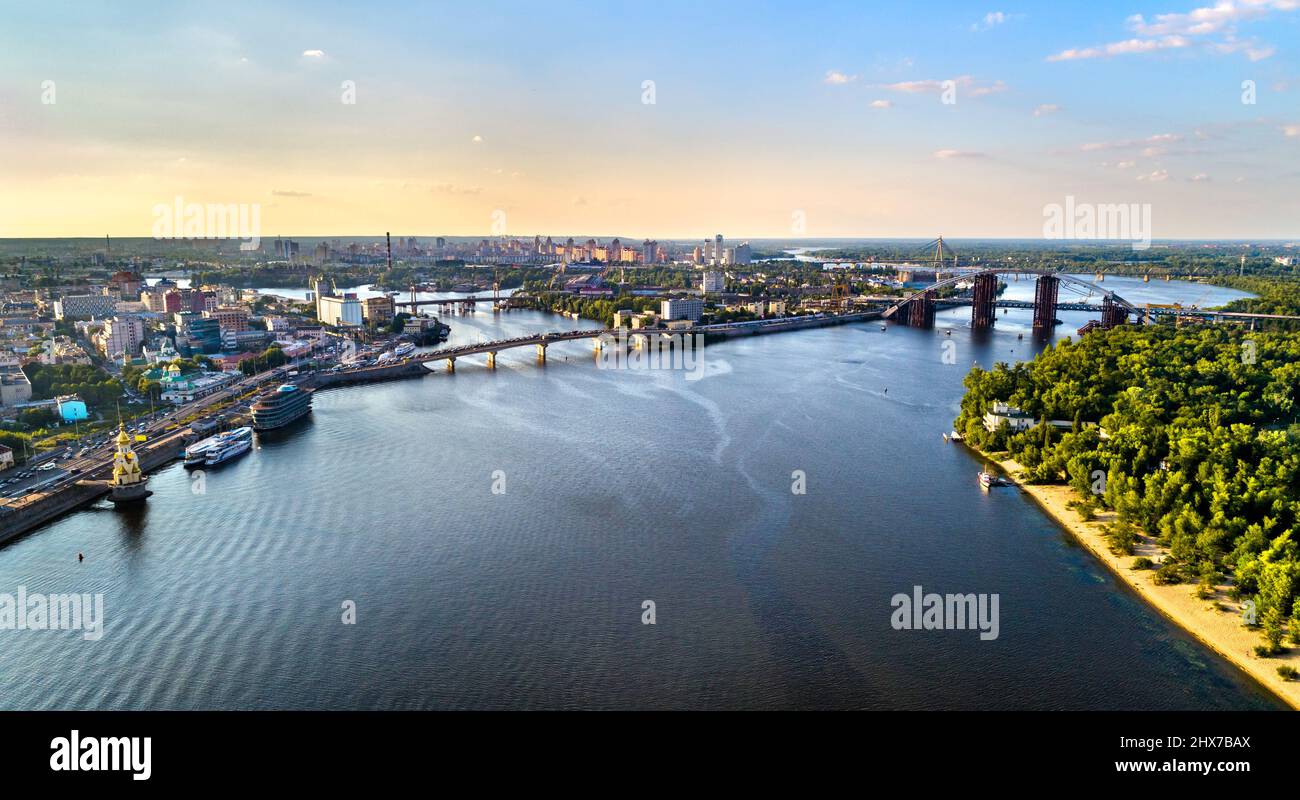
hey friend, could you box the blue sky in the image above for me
[1,0,1298,238]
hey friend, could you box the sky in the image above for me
[1,0,1298,240]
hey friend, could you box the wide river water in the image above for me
[0,275,1284,709]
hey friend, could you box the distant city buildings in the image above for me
[701,271,725,293]
[691,235,750,267]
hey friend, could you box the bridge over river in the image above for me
[884,269,1300,331]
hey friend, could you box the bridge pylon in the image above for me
[1100,296,1128,329]
[1032,275,1060,335]
[971,272,998,329]
[905,290,936,328]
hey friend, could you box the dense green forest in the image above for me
[1216,277,1300,319]
[955,324,1300,652]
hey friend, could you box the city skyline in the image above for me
[2,1,1299,239]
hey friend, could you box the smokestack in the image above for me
[386,232,392,271]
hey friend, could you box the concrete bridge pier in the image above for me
[486,351,498,369]
[445,356,456,373]
[536,343,547,363]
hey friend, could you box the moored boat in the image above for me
[205,435,252,466]
[251,384,313,432]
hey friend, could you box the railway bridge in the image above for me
[883,270,1133,334]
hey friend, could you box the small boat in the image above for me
[949,430,963,442]
[393,342,416,357]
[880,325,887,331]
[978,470,1008,489]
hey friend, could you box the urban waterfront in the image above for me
[0,276,1283,710]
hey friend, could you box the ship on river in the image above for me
[251,384,313,431]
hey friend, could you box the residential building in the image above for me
[661,298,703,322]
[0,363,32,407]
[701,271,725,293]
[362,295,396,325]
[108,270,145,299]
[982,401,1035,433]
[53,293,116,320]
[208,305,250,334]
[0,444,13,470]
[97,316,145,360]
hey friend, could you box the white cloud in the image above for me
[882,75,1006,96]
[1137,169,1170,182]
[870,99,893,109]
[972,11,1011,31]
[471,135,483,143]
[1081,133,1184,152]
[1212,36,1276,61]
[271,189,311,197]
[933,149,986,159]
[1047,35,1190,61]
[1189,173,1211,181]
[824,70,858,85]
[1284,124,1300,137]
[302,49,325,58]
[1050,2,1297,63]
[1127,1,1293,37]
[1033,104,1060,116]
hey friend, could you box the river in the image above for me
[0,275,1282,709]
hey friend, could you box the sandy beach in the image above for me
[985,454,1300,710]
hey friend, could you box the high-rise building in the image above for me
[702,271,725,293]
[97,316,145,359]
[732,242,752,266]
